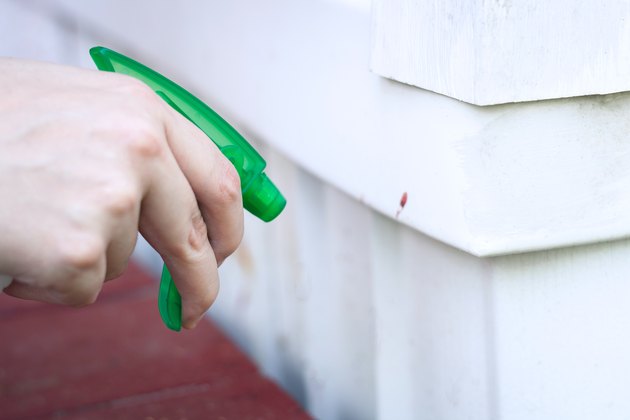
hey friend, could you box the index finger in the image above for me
[162,103,244,265]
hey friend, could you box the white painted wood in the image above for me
[370,215,493,420]
[490,242,630,420]
[45,0,630,258]
[371,220,630,420]
[371,0,630,105]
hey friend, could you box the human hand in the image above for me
[0,58,243,329]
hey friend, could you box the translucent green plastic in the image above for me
[90,47,286,331]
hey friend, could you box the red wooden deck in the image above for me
[0,263,310,420]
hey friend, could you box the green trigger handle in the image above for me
[89,46,286,331]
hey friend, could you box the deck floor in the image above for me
[0,263,309,419]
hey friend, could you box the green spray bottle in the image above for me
[90,47,286,331]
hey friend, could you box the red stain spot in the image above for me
[399,192,408,208]
[396,192,408,218]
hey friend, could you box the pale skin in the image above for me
[0,58,244,329]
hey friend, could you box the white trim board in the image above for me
[49,0,630,257]
[371,0,630,105]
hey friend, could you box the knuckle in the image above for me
[125,124,164,158]
[57,235,104,271]
[109,79,165,159]
[189,211,210,253]
[103,184,138,217]
[170,212,211,263]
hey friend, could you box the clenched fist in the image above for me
[0,58,244,329]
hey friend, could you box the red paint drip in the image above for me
[396,192,408,218]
